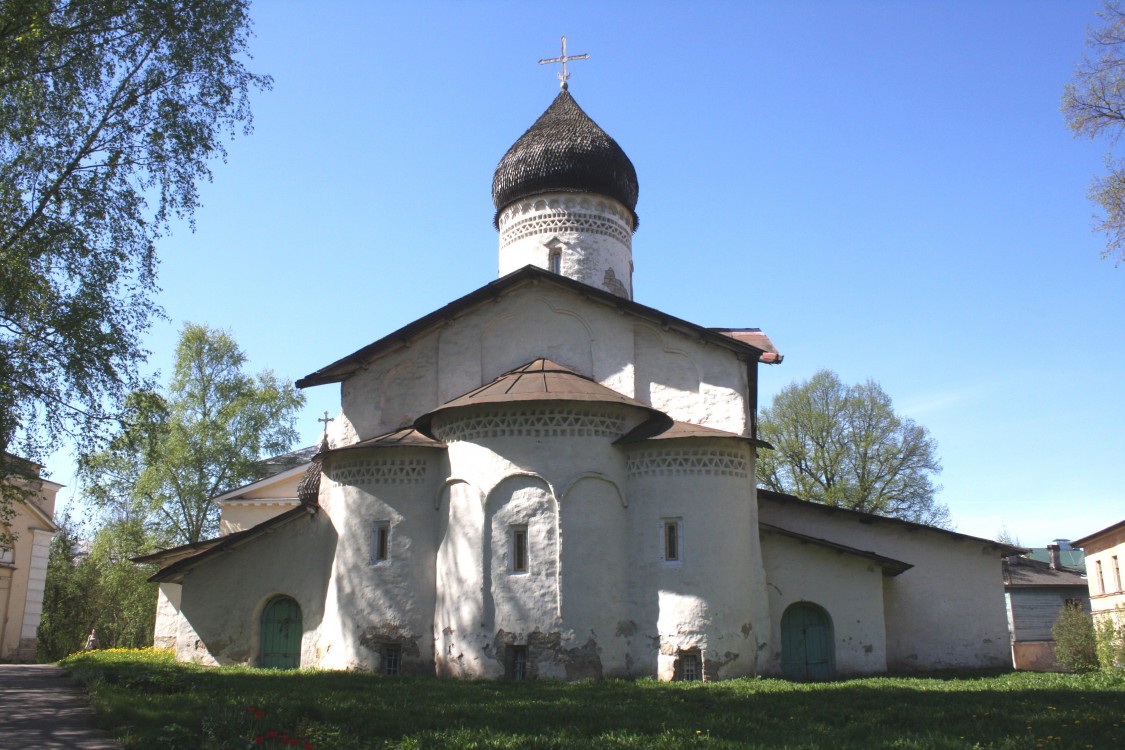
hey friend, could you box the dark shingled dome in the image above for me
[492,89,638,228]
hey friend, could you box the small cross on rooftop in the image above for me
[318,411,334,436]
[539,36,589,90]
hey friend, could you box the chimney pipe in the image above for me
[1048,543,1061,570]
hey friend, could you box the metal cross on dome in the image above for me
[317,410,334,436]
[539,36,589,89]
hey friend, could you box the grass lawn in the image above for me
[61,649,1125,750]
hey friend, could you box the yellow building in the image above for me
[1072,519,1125,622]
[1,457,61,662]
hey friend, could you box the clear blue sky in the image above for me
[48,0,1124,545]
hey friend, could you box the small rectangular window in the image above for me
[1096,560,1105,594]
[0,546,12,564]
[509,645,528,680]
[663,519,681,563]
[678,651,701,681]
[549,249,562,274]
[383,643,401,675]
[511,525,528,573]
[372,522,390,564]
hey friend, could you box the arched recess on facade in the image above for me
[259,594,302,669]
[557,474,628,627]
[433,477,487,670]
[479,297,595,381]
[633,323,702,405]
[559,472,627,508]
[483,472,561,623]
[780,601,834,681]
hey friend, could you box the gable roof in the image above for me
[296,266,775,389]
[1002,556,1088,589]
[758,489,1026,556]
[1071,519,1125,548]
[140,506,313,583]
[760,523,913,576]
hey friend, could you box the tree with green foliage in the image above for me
[1064,1,1125,262]
[1094,608,1125,669]
[0,0,269,518]
[758,369,949,526]
[38,514,159,660]
[1052,603,1099,672]
[80,324,305,545]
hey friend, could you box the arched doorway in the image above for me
[781,602,833,680]
[260,596,302,669]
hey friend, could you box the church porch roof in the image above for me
[141,506,314,583]
[758,489,1027,557]
[759,523,914,577]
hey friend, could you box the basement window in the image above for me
[509,645,529,681]
[372,521,390,564]
[511,525,528,574]
[383,643,401,675]
[676,650,702,681]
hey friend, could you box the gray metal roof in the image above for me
[492,89,638,227]
[1003,556,1088,588]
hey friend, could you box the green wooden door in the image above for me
[781,603,833,680]
[260,596,302,669]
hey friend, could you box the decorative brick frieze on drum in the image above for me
[334,457,428,486]
[626,447,749,479]
[432,406,627,443]
[498,198,633,249]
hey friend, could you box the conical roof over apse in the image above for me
[413,359,671,440]
[491,89,639,227]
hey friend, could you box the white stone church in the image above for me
[140,82,1017,680]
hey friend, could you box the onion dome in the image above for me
[492,90,638,228]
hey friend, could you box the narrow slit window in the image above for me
[1096,560,1105,594]
[1114,555,1122,592]
[663,520,681,563]
[549,248,562,274]
[512,525,528,573]
[372,521,390,563]
[383,643,401,676]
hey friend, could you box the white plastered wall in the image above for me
[316,448,441,673]
[497,193,635,299]
[625,439,769,680]
[757,498,1011,671]
[758,531,889,675]
[337,284,751,445]
[169,511,336,667]
[432,405,642,680]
